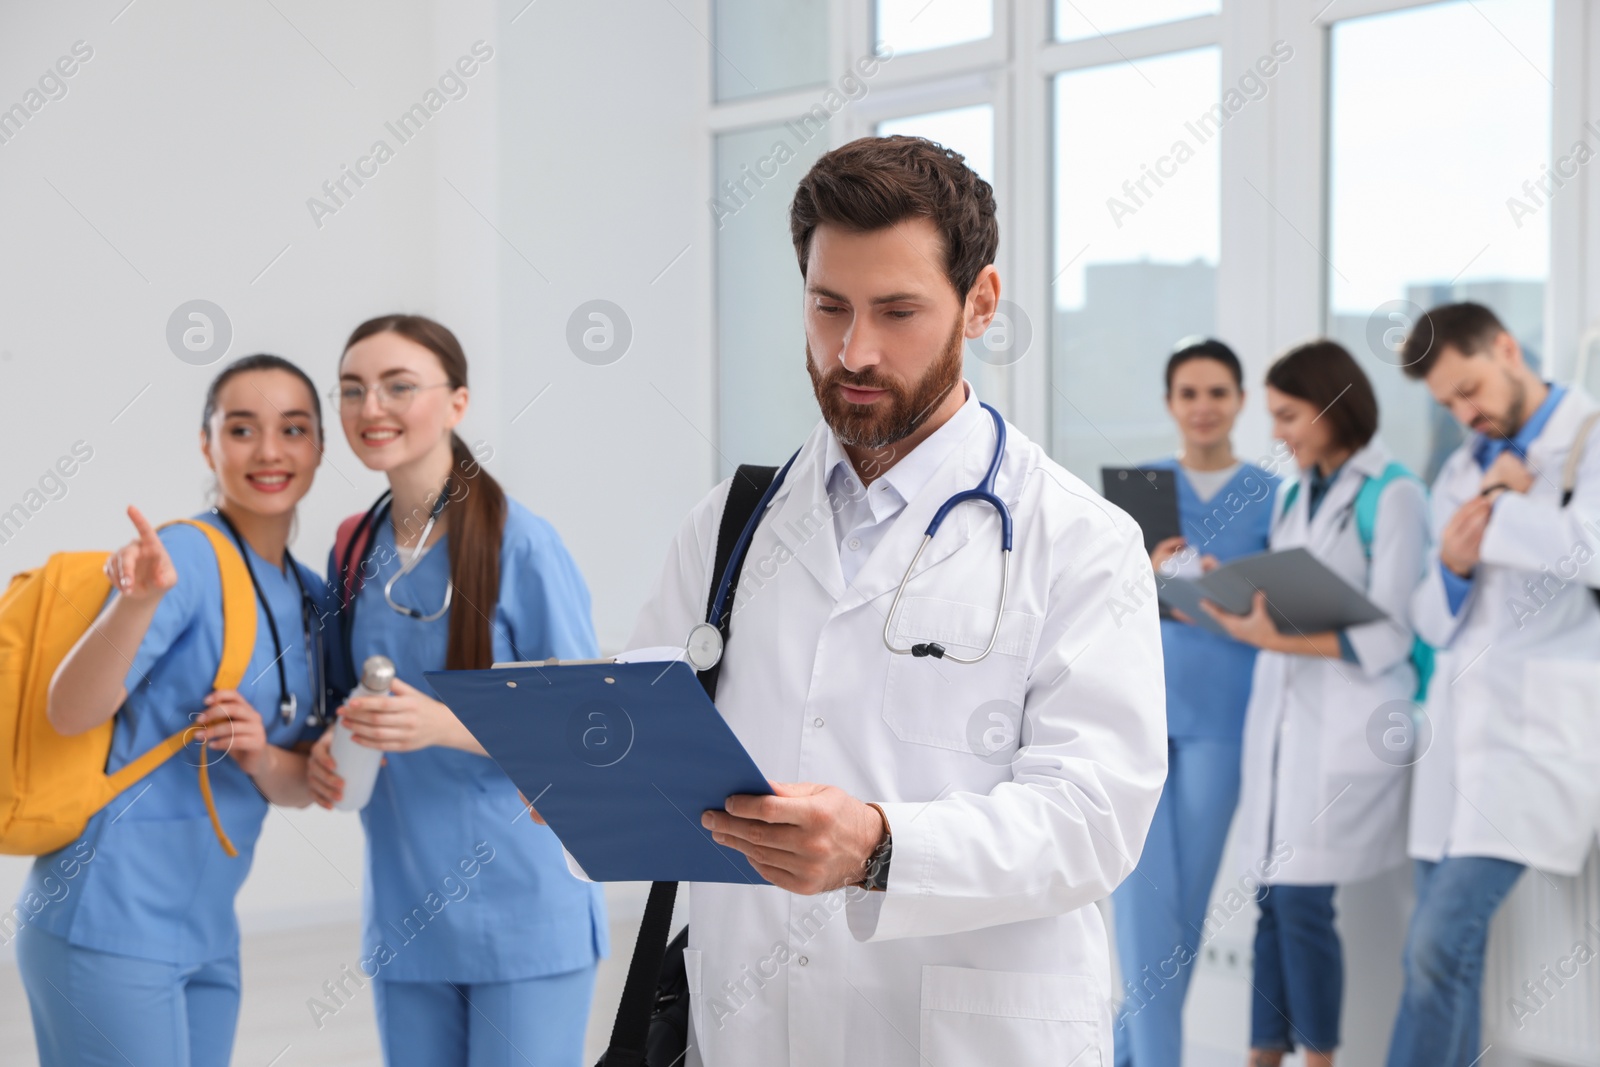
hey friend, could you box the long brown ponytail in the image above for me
[342,314,507,670]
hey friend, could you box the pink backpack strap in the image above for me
[334,511,375,610]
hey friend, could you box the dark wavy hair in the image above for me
[789,134,999,300]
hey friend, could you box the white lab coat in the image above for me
[626,391,1167,1067]
[1233,438,1430,886]
[1409,386,1600,876]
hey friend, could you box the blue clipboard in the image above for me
[422,659,774,885]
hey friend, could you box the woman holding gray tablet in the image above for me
[1109,339,1279,1066]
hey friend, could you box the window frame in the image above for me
[705,0,1597,469]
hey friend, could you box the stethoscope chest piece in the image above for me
[685,622,724,672]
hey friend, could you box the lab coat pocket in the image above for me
[920,965,1103,1066]
[1522,659,1600,756]
[882,596,1038,752]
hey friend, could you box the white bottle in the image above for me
[330,656,394,812]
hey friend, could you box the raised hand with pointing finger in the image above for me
[104,505,178,600]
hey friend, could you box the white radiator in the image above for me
[1484,847,1600,1066]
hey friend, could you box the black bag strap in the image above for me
[599,463,780,1067]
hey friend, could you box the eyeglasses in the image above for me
[331,380,453,412]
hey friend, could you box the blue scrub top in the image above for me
[1148,459,1280,740]
[337,498,608,984]
[20,511,331,965]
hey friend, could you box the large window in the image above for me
[709,0,1585,488]
[1326,0,1552,478]
[876,104,995,184]
[714,124,830,474]
[1054,0,1218,42]
[1051,48,1221,482]
[714,0,830,102]
[875,0,994,55]
[704,0,1598,1061]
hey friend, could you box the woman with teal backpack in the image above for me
[15,354,333,1067]
[1203,341,1430,1067]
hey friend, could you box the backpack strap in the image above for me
[1278,481,1300,521]
[1557,410,1600,610]
[101,518,252,858]
[335,499,387,611]
[599,464,779,1067]
[1353,462,1417,559]
[1561,411,1600,506]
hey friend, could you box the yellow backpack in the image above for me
[0,519,256,857]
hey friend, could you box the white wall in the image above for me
[0,0,711,935]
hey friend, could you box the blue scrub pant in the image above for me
[1385,856,1525,1067]
[1250,884,1342,1054]
[15,924,240,1067]
[1112,736,1242,1067]
[374,964,597,1067]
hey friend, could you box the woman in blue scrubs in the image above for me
[308,313,607,1067]
[1112,340,1279,1066]
[16,354,331,1067]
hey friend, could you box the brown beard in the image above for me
[1477,369,1528,439]
[805,314,965,452]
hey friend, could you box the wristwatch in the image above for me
[859,802,893,892]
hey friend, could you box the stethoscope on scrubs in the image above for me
[210,509,329,727]
[381,484,454,622]
[337,483,454,669]
[684,401,1014,671]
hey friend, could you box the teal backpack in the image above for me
[1280,462,1435,702]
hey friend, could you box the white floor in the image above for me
[0,882,1569,1067]
[0,883,668,1067]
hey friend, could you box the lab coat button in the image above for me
[797,955,808,966]
[813,717,824,727]
[848,538,862,551]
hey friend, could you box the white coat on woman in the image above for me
[1234,438,1431,885]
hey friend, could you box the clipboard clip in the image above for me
[492,657,618,669]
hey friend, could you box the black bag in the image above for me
[595,464,778,1067]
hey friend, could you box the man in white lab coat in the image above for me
[1388,302,1600,1067]
[629,135,1167,1065]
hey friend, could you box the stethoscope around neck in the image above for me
[337,481,455,672]
[381,483,454,622]
[209,508,330,728]
[684,401,1013,671]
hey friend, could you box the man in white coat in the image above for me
[629,135,1167,1065]
[1388,302,1600,1067]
